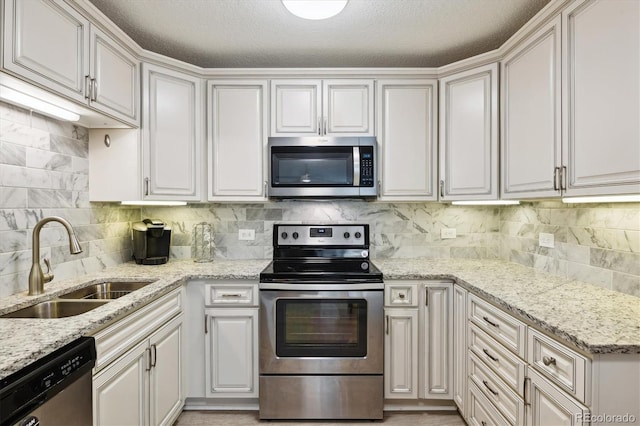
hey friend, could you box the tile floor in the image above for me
[174,410,466,425]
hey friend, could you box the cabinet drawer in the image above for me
[93,288,182,371]
[468,294,526,357]
[527,328,590,404]
[469,322,526,396]
[469,351,525,426]
[385,282,419,307]
[468,380,510,426]
[206,283,258,306]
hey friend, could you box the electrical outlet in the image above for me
[539,232,555,248]
[238,229,255,241]
[441,228,457,239]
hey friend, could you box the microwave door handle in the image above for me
[353,147,360,186]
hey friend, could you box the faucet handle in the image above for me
[43,258,54,283]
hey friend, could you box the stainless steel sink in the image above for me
[0,300,108,319]
[58,281,154,300]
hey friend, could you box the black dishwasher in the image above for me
[0,336,96,426]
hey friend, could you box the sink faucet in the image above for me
[29,216,83,296]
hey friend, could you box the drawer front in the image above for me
[468,294,526,357]
[385,282,419,307]
[469,351,525,425]
[93,288,182,371]
[468,380,511,426]
[206,283,257,306]
[469,322,526,396]
[527,328,589,404]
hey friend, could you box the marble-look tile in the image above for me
[0,187,27,209]
[575,206,640,231]
[25,148,72,172]
[28,188,73,208]
[0,102,31,125]
[50,134,88,158]
[0,164,51,188]
[0,119,50,149]
[0,230,28,253]
[0,142,26,166]
[590,248,640,276]
[567,262,612,289]
[612,271,640,297]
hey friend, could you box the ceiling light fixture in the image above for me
[0,85,80,122]
[282,0,348,20]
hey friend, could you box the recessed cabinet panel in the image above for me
[439,63,498,200]
[3,0,89,102]
[422,284,452,399]
[90,26,139,125]
[501,17,561,198]
[271,80,321,136]
[384,309,419,399]
[562,0,640,196]
[208,81,267,200]
[143,64,202,200]
[376,80,438,200]
[324,80,374,135]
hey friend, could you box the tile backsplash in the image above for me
[0,102,139,298]
[1,101,638,298]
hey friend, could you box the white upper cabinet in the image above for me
[562,0,640,196]
[208,80,268,201]
[270,79,374,136]
[376,79,438,201]
[2,0,140,127]
[2,0,89,103]
[439,64,499,201]
[89,25,140,126]
[501,16,562,199]
[142,63,203,201]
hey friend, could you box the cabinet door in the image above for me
[89,25,139,126]
[93,340,148,426]
[453,285,468,416]
[205,308,258,397]
[323,79,374,136]
[2,0,89,103]
[208,80,267,201]
[149,315,184,426]
[142,63,203,200]
[376,79,438,201]
[384,308,419,399]
[562,0,640,196]
[527,368,589,426]
[439,63,498,201]
[270,80,321,136]
[421,282,453,399]
[501,17,562,199]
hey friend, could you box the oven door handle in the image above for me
[259,282,384,291]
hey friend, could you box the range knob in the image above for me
[360,261,369,270]
[344,232,350,239]
[281,232,288,240]
[355,231,362,239]
[292,232,299,239]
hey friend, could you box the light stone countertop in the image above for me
[1,258,639,381]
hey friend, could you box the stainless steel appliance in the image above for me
[259,224,384,420]
[0,337,96,426]
[267,136,377,198]
[132,218,171,265]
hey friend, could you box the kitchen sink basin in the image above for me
[0,300,109,319]
[58,281,155,300]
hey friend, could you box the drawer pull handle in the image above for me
[483,348,499,362]
[482,316,500,328]
[221,293,243,298]
[542,356,557,366]
[483,380,499,397]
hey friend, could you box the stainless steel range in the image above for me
[259,224,384,420]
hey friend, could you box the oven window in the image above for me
[271,146,354,186]
[275,298,367,357]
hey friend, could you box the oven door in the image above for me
[259,289,383,375]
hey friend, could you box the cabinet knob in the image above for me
[542,355,557,366]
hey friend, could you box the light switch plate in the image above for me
[441,228,457,239]
[539,232,555,248]
[238,229,255,241]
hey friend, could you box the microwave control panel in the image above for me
[359,147,375,187]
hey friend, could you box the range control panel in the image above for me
[275,224,368,246]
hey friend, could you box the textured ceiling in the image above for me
[88,0,551,68]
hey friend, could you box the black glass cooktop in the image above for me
[260,259,383,283]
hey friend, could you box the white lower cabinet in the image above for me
[202,282,259,399]
[92,288,184,426]
[526,367,588,426]
[384,281,452,401]
[453,285,468,418]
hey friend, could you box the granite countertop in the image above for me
[1,258,639,381]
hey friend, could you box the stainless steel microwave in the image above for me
[267,137,377,198]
